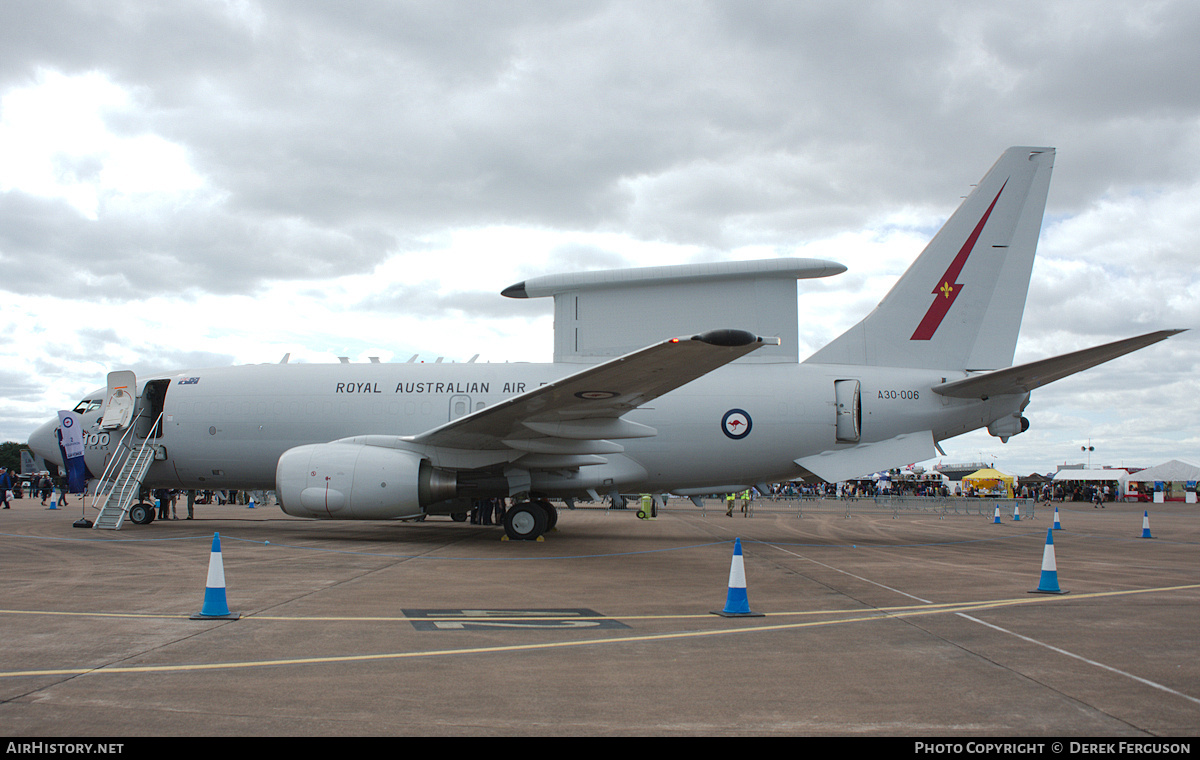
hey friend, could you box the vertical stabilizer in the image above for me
[806,147,1055,370]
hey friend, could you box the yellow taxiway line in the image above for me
[1,584,1197,678]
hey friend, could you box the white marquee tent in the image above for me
[1052,469,1129,500]
[1126,460,1200,503]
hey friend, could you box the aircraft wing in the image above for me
[931,330,1185,400]
[394,329,777,453]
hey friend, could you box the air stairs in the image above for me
[91,412,162,530]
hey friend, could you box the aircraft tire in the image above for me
[504,502,547,541]
[535,499,558,530]
[128,503,153,525]
[451,512,468,522]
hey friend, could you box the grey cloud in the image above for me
[543,243,631,273]
[355,282,550,320]
[0,191,392,298]
[124,348,238,376]
[4,1,1200,285]
[0,368,43,401]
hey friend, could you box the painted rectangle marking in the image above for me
[402,608,629,631]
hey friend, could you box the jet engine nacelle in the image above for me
[276,443,456,519]
[987,414,1030,442]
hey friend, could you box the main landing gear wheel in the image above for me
[535,499,558,531]
[128,502,154,525]
[451,512,468,522]
[504,501,548,541]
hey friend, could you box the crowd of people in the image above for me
[0,464,1136,520]
[0,471,277,520]
[0,469,74,508]
[1034,482,1117,505]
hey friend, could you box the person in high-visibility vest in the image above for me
[725,492,735,517]
[741,489,751,517]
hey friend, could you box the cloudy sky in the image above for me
[1,1,1197,476]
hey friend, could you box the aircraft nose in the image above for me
[28,418,64,467]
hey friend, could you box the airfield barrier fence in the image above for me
[649,495,1038,520]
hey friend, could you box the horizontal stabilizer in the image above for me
[794,431,936,484]
[932,330,1185,400]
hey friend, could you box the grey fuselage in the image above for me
[65,360,1016,498]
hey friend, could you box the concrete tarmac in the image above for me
[1,496,1198,737]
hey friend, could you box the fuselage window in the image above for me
[73,399,103,414]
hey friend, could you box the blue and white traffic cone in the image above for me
[1013,504,1021,521]
[1141,511,1153,539]
[1031,528,1067,594]
[49,489,58,510]
[1053,506,1062,530]
[992,506,1001,524]
[191,533,240,620]
[712,538,764,617]
[247,496,255,509]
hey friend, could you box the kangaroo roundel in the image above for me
[722,409,752,440]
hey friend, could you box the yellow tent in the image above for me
[962,468,1015,497]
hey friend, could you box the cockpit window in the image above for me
[73,399,103,414]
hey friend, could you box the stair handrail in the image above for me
[111,411,164,504]
[93,413,143,492]
[90,413,146,513]
[90,410,165,529]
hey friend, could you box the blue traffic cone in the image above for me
[247,496,255,509]
[1141,511,1153,539]
[992,506,1001,524]
[191,533,240,620]
[49,489,58,510]
[1031,528,1067,594]
[712,538,764,617]
[1053,506,1062,530]
[1012,504,1021,521]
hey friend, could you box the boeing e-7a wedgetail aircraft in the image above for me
[28,147,1181,540]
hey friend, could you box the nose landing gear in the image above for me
[128,502,156,525]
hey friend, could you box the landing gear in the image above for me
[534,499,558,531]
[128,502,155,525]
[503,501,548,541]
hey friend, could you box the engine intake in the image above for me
[276,443,456,519]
